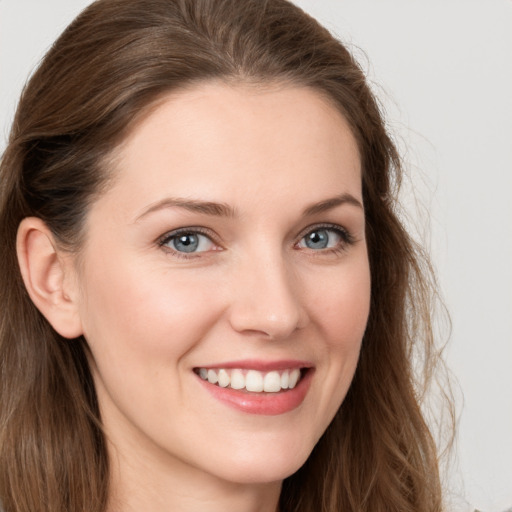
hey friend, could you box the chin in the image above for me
[210,442,313,485]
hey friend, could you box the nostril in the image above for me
[227,262,310,339]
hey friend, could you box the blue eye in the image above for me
[298,228,344,250]
[161,231,216,254]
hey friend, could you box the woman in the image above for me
[0,0,448,511]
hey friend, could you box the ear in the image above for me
[16,217,83,339]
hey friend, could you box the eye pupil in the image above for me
[305,230,329,249]
[173,234,199,252]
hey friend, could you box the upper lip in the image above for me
[194,359,313,372]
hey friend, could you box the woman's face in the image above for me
[72,83,370,487]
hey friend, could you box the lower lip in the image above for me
[196,370,313,416]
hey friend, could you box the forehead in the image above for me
[98,82,362,220]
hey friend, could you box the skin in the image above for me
[56,83,371,511]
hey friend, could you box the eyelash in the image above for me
[295,223,355,256]
[158,227,221,259]
[157,223,355,259]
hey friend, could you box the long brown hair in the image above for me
[0,0,448,510]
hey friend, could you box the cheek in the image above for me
[305,259,370,420]
[322,281,369,382]
[308,259,371,348]
[78,260,223,373]
[77,262,230,436]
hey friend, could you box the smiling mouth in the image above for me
[194,367,307,393]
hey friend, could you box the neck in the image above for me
[105,439,282,512]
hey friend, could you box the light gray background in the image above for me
[1,1,511,511]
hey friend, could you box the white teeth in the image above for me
[289,368,300,388]
[263,371,281,392]
[197,367,304,393]
[281,370,289,389]
[230,369,245,390]
[245,370,264,392]
[218,369,230,388]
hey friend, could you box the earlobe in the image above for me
[16,217,83,339]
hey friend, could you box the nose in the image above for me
[227,251,309,340]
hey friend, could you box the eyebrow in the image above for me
[302,193,363,216]
[135,197,236,221]
[135,192,363,222]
